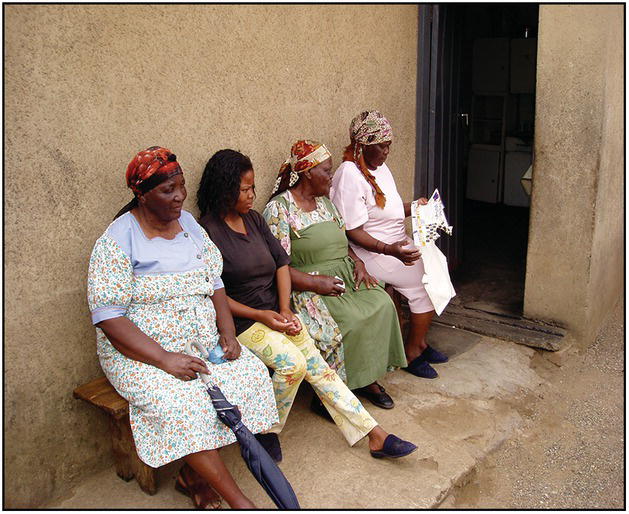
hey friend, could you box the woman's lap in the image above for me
[99,341,278,467]
[322,285,406,388]
[362,253,434,314]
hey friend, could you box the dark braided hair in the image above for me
[197,149,254,219]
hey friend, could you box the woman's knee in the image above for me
[271,339,307,379]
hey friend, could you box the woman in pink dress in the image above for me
[330,111,449,379]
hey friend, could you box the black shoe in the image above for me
[310,395,334,423]
[355,383,394,409]
[421,345,449,364]
[254,433,282,462]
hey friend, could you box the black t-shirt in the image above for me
[199,210,291,335]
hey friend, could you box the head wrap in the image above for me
[114,146,183,219]
[126,146,182,195]
[350,110,393,146]
[343,110,393,208]
[270,140,332,196]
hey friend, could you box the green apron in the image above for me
[288,199,406,390]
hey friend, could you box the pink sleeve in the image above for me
[330,163,370,230]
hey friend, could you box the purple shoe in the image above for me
[254,432,282,463]
[421,345,449,364]
[403,356,439,379]
[370,434,418,459]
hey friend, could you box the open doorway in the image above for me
[454,4,538,317]
[416,4,539,319]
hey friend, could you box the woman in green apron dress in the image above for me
[263,140,407,409]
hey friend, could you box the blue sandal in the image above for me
[403,357,438,379]
[370,434,418,459]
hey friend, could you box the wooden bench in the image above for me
[73,377,157,495]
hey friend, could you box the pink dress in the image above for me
[330,161,434,314]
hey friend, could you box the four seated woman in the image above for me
[263,140,407,409]
[88,125,452,505]
[197,149,417,460]
[87,147,279,509]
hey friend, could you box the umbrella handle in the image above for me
[183,340,212,386]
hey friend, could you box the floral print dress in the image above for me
[87,210,278,468]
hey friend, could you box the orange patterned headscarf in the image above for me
[126,146,182,195]
[271,140,332,196]
[343,111,393,208]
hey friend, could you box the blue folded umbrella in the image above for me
[186,341,300,510]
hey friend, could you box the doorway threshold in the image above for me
[434,304,566,351]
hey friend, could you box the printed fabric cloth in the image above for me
[238,320,378,446]
[87,210,278,467]
[349,110,393,145]
[271,140,332,195]
[263,191,407,389]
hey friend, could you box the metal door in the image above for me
[415,5,466,269]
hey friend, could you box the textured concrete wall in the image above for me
[4,4,418,507]
[524,5,624,342]
[587,7,625,342]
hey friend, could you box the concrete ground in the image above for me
[440,299,625,509]
[47,322,545,509]
[46,305,622,509]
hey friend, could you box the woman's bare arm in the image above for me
[97,317,208,379]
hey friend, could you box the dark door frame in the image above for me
[414,4,465,269]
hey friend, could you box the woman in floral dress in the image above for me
[197,148,417,460]
[87,146,278,509]
[263,140,407,410]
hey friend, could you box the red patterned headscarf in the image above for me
[114,146,183,219]
[270,140,332,197]
[126,146,182,195]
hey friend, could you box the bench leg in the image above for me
[110,414,158,495]
[110,415,134,482]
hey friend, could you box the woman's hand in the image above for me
[387,240,421,266]
[416,197,429,205]
[313,275,345,296]
[353,260,379,289]
[257,310,295,333]
[279,309,302,337]
[159,351,210,381]
[219,334,241,360]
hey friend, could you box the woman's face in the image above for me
[305,157,333,197]
[362,141,391,170]
[234,169,256,215]
[140,173,186,221]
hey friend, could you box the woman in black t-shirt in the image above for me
[197,149,417,461]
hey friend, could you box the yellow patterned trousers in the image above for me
[238,320,378,446]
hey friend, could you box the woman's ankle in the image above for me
[367,425,388,451]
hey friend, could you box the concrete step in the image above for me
[436,304,566,351]
[46,325,546,509]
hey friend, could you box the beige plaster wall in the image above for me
[587,7,625,342]
[4,4,418,507]
[524,5,624,342]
